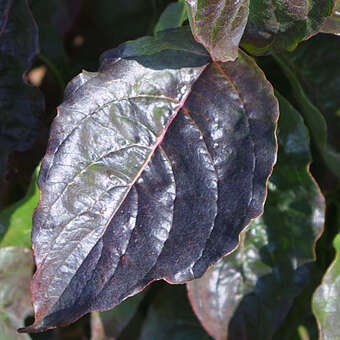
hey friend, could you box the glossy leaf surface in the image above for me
[0,167,39,248]
[274,53,340,178]
[313,234,340,340]
[187,94,325,340]
[0,247,34,340]
[185,0,249,61]
[139,285,211,340]
[0,0,44,178]
[22,29,278,333]
[241,0,333,55]
[322,0,340,34]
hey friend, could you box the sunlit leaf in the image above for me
[21,28,278,333]
[187,94,325,340]
[313,234,340,340]
[241,0,334,55]
[0,0,44,179]
[0,247,34,340]
[0,167,39,248]
[185,0,249,61]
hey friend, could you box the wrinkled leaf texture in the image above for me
[0,0,44,177]
[241,0,334,55]
[313,234,340,340]
[187,94,325,340]
[185,0,249,61]
[22,28,278,333]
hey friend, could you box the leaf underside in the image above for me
[185,0,250,61]
[0,0,44,177]
[241,0,334,55]
[187,94,325,340]
[22,29,278,333]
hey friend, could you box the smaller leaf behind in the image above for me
[185,0,250,61]
[187,94,325,340]
[321,0,340,34]
[0,247,34,340]
[313,233,340,340]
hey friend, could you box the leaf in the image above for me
[184,0,250,61]
[313,234,340,340]
[21,28,278,333]
[0,247,34,340]
[321,0,340,34]
[0,0,44,178]
[154,2,187,35]
[0,167,39,248]
[91,292,146,339]
[273,53,340,178]
[187,94,325,340]
[241,0,334,55]
[139,285,211,340]
[283,34,340,152]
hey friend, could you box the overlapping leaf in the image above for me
[21,28,278,333]
[241,0,334,55]
[313,234,340,340]
[0,247,34,340]
[185,0,249,61]
[0,0,44,178]
[187,94,325,340]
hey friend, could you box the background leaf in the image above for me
[313,234,340,340]
[0,167,39,248]
[241,0,334,55]
[0,0,44,189]
[0,247,34,340]
[185,0,250,61]
[187,93,325,340]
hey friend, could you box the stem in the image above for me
[38,53,65,91]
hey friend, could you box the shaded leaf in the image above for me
[21,28,278,333]
[91,292,146,339]
[273,54,340,178]
[154,2,187,35]
[0,247,34,340]
[313,234,340,340]
[139,285,211,340]
[0,0,44,178]
[321,0,340,34]
[241,0,333,55]
[0,167,39,248]
[185,0,249,61]
[283,34,340,152]
[187,94,325,340]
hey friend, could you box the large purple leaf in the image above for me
[187,94,325,340]
[241,0,334,55]
[0,0,44,179]
[185,0,250,61]
[21,28,278,333]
